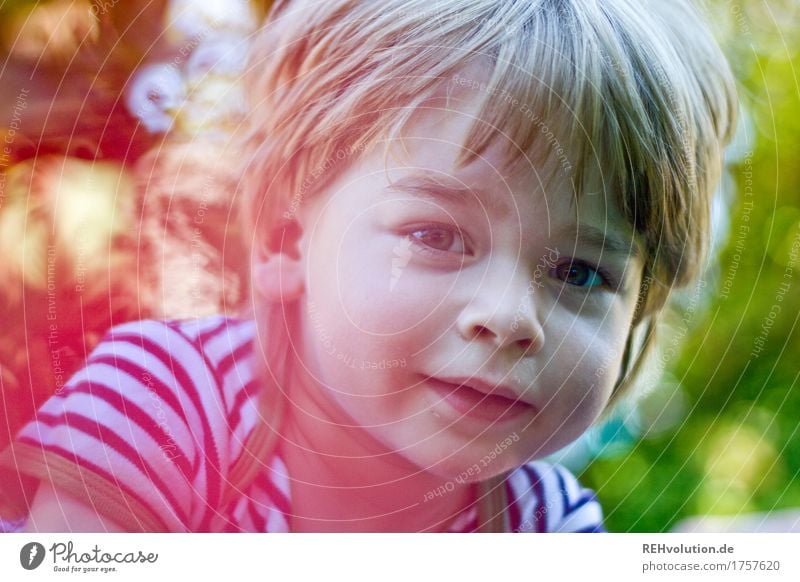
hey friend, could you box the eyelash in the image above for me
[402,225,620,290]
[404,223,472,257]
[551,260,618,291]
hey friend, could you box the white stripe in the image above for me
[89,324,227,524]
[529,462,566,531]
[554,463,583,504]
[55,362,197,464]
[555,500,604,532]
[230,497,257,532]
[52,392,193,509]
[507,468,538,531]
[222,351,256,390]
[201,320,256,369]
[83,340,208,444]
[175,315,229,339]
[270,456,292,498]
[266,506,289,532]
[142,323,230,466]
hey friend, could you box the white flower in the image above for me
[166,0,255,40]
[125,63,185,133]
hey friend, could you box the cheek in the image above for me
[301,248,422,386]
[311,232,450,335]
[582,338,626,420]
[545,319,627,422]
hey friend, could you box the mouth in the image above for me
[424,376,538,423]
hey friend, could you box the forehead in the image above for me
[382,85,639,255]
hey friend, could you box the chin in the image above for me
[399,435,527,482]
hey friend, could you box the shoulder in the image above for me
[96,315,258,420]
[505,461,605,533]
[104,315,256,373]
[91,315,263,471]
[4,315,261,531]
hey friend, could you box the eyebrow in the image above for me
[388,174,641,261]
[386,175,498,212]
[557,224,642,261]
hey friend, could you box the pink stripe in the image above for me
[88,354,192,428]
[252,471,291,517]
[107,328,222,527]
[166,322,229,427]
[85,355,200,475]
[199,319,252,362]
[247,501,267,532]
[227,379,260,433]
[196,318,235,344]
[521,464,548,532]
[159,323,229,531]
[65,381,194,479]
[217,340,253,378]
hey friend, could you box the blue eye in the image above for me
[554,261,606,288]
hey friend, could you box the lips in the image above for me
[425,376,537,423]
[434,376,525,402]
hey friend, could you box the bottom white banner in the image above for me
[1,533,798,581]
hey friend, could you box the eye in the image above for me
[408,225,468,255]
[553,260,607,288]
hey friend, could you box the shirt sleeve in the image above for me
[506,461,606,533]
[0,319,230,532]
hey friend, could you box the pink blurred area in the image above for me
[0,0,259,451]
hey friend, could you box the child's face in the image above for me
[283,87,644,480]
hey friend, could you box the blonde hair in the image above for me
[238,0,736,404]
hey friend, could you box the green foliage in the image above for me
[585,1,800,531]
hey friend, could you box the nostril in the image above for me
[471,326,535,351]
[473,325,493,340]
[517,338,533,351]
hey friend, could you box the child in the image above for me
[0,0,736,532]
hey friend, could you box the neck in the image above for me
[279,367,475,533]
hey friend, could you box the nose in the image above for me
[456,265,545,354]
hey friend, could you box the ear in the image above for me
[252,219,305,303]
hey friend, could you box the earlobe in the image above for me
[253,254,305,303]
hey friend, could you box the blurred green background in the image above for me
[579,0,800,532]
[0,0,798,532]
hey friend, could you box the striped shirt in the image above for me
[0,316,605,533]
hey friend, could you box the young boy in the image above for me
[0,0,736,532]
